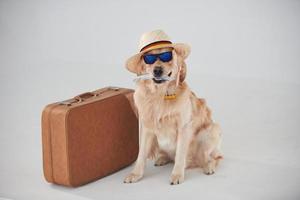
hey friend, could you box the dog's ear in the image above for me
[174,44,191,60]
[173,44,190,83]
[179,62,187,82]
[125,54,144,75]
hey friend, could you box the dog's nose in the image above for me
[153,66,163,78]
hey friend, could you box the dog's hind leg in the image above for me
[202,150,217,175]
[154,151,171,166]
[197,123,223,175]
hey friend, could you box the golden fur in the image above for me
[124,46,222,185]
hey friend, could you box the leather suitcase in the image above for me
[41,87,139,187]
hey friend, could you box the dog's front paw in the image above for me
[124,173,143,183]
[170,173,184,185]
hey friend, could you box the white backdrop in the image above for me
[1,0,300,200]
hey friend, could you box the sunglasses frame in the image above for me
[143,51,173,64]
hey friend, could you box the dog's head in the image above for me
[126,44,190,86]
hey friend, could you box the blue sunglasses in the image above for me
[143,51,173,64]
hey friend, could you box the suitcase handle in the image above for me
[74,87,120,102]
[74,92,98,102]
[59,87,121,106]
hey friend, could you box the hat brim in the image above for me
[126,43,190,74]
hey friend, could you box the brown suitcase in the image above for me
[41,87,139,187]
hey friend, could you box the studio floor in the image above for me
[1,77,299,200]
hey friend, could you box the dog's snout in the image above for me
[153,66,163,78]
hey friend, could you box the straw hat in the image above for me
[126,30,190,73]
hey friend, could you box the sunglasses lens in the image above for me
[159,52,172,62]
[143,54,157,64]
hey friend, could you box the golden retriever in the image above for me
[124,45,222,185]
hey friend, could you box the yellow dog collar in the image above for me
[164,94,176,100]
